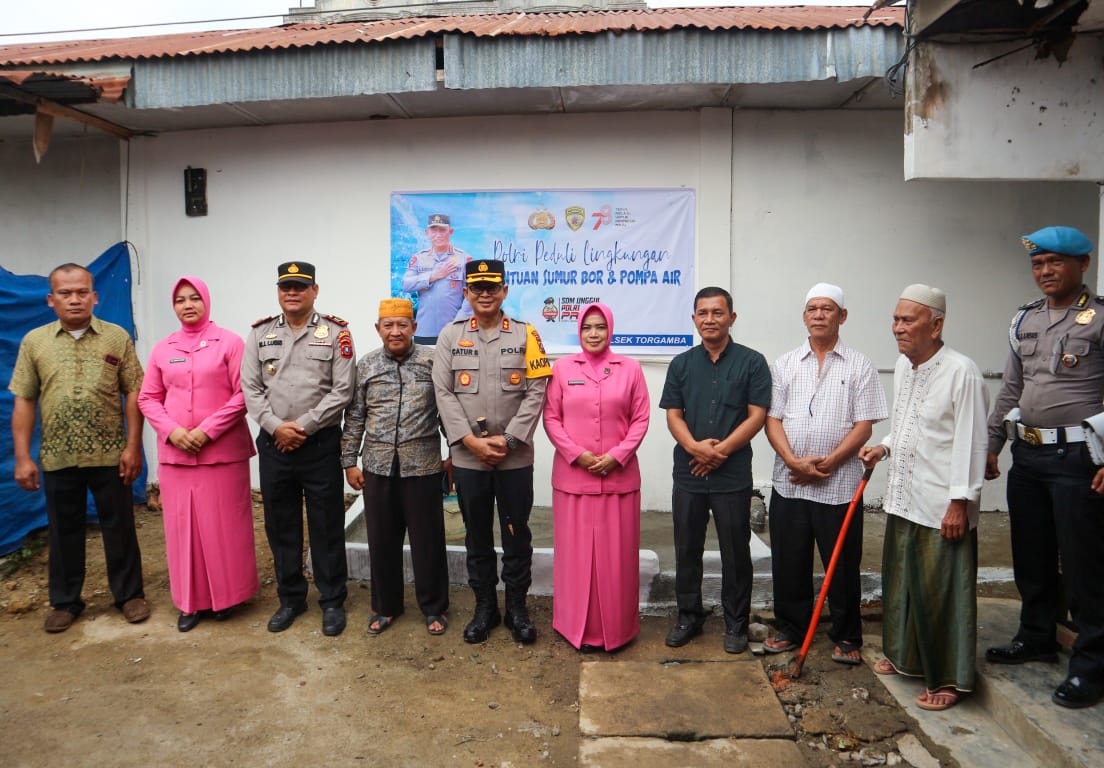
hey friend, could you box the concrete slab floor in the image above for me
[863,598,1104,768]
[578,736,804,767]
[579,659,792,739]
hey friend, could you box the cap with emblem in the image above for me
[805,282,845,310]
[899,283,947,313]
[427,213,451,229]
[379,298,414,319]
[465,259,505,284]
[1021,226,1093,258]
[277,262,316,286]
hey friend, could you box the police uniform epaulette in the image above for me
[251,315,276,328]
[1018,298,1045,311]
[321,313,348,327]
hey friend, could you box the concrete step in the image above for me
[864,598,1104,768]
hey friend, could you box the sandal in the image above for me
[367,615,393,635]
[763,635,798,654]
[916,687,961,711]
[426,615,448,635]
[832,646,862,666]
[873,658,897,675]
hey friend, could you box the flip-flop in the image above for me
[763,635,798,654]
[426,615,448,635]
[916,687,961,711]
[873,658,897,675]
[367,615,393,635]
[832,646,862,666]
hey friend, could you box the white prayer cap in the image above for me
[804,282,845,310]
[899,283,947,313]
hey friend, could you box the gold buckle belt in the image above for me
[1016,423,1085,446]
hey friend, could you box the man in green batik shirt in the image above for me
[9,263,149,634]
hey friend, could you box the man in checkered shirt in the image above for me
[763,283,887,664]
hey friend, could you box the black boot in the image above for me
[463,588,501,644]
[504,587,537,644]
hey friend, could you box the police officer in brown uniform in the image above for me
[433,259,551,644]
[985,227,1104,708]
[242,262,356,636]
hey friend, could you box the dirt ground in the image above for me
[0,502,952,767]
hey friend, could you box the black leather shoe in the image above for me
[1052,676,1104,709]
[504,609,537,644]
[723,631,748,654]
[267,604,307,633]
[322,606,347,637]
[985,640,1058,665]
[665,622,703,648]
[212,604,238,622]
[463,609,502,644]
[177,612,201,633]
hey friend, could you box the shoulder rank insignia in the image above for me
[321,313,349,327]
[251,315,276,328]
[1018,297,1045,312]
[469,317,479,331]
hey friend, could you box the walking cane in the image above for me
[790,465,875,679]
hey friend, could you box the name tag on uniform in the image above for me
[568,379,585,385]
[169,357,186,364]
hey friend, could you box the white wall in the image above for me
[904,37,1104,181]
[6,109,1099,511]
[0,135,121,273]
[732,109,1098,508]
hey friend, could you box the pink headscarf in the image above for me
[577,302,615,372]
[171,275,212,339]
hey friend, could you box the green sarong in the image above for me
[882,514,977,692]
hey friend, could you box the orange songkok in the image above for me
[378,298,414,319]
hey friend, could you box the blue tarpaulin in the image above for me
[0,243,147,555]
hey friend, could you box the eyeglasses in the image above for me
[466,283,503,296]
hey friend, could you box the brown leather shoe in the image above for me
[44,609,77,633]
[121,598,151,623]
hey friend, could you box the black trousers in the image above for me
[453,465,533,593]
[362,466,449,618]
[768,491,863,650]
[42,466,144,612]
[1007,440,1104,684]
[257,426,347,609]
[672,487,752,635]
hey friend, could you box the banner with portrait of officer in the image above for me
[391,189,695,354]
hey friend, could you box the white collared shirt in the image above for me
[769,338,887,505]
[880,346,989,530]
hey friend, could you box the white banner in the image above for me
[390,189,696,354]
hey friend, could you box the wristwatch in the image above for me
[504,433,519,451]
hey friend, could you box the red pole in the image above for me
[790,466,874,679]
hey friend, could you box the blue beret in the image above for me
[1021,226,1093,257]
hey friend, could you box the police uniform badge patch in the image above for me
[1076,308,1096,325]
[314,325,330,339]
[509,372,522,385]
[524,324,552,379]
[337,329,354,359]
[459,371,472,387]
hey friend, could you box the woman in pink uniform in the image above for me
[139,276,258,632]
[543,303,650,652]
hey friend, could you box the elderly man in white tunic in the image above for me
[859,284,989,712]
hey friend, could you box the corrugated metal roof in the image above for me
[0,70,128,102]
[0,7,904,66]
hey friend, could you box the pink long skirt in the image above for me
[552,489,640,650]
[159,461,258,614]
